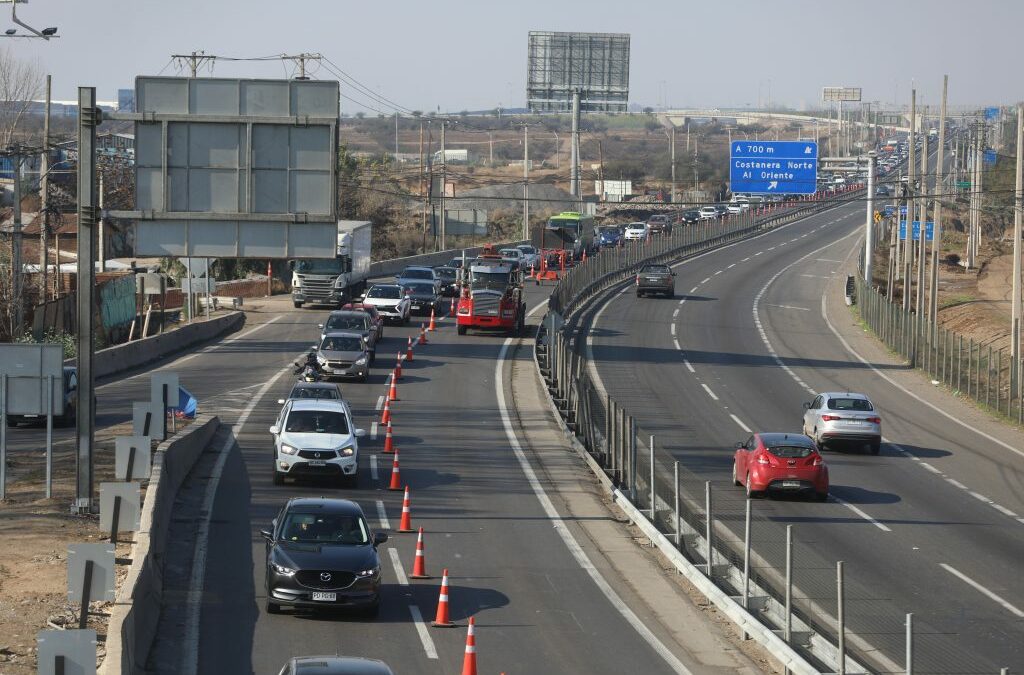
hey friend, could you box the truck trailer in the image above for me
[290,220,373,309]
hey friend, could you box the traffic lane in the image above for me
[205,310,679,674]
[589,214,1022,672]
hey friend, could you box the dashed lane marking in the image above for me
[376,499,391,529]
[730,414,752,433]
[701,384,719,401]
[831,496,893,532]
[370,422,378,440]
[684,360,695,373]
[370,454,379,481]
[388,547,408,586]
[408,605,439,659]
[940,564,1024,618]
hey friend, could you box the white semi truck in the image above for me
[290,220,373,309]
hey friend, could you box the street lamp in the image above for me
[0,0,59,39]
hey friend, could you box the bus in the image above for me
[541,211,595,262]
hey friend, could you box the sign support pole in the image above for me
[46,374,53,499]
[864,152,876,282]
[75,87,99,514]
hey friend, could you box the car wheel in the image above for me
[745,474,761,499]
[814,491,829,502]
[870,442,881,455]
[6,418,17,428]
[273,469,284,486]
[369,351,376,366]
[636,291,643,298]
[266,600,282,614]
[293,301,302,309]
[732,462,741,486]
[457,325,467,336]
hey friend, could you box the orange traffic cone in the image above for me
[431,568,455,627]
[582,248,587,262]
[410,527,430,578]
[428,308,437,332]
[395,352,403,379]
[380,397,391,425]
[418,323,428,345]
[387,449,402,491]
[382,419,396,454]
[388,371,399,402]
[449,297,456,315]
[461,617,477,675]
[528,263,535,279]
[406,336,414,361]
[398,486,413,532]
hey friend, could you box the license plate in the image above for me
[842,420,866,426]
[781,480,801,488]
[308,460,326,467]
[311,592,336,601]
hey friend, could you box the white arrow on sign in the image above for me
[767,181,778,190]
[804,146,813,154]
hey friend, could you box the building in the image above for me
[117,88,135,113]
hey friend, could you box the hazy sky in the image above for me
[7,0,1021,112]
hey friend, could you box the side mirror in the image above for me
[311,345,318,351]
[277,399,285,405]
[269,425,280,435]
[671,272,677,277]
[734,441,744,449]
[318,323,324,329]
[355,296,365,302]
[355,428,367,438]
[287,260,295,271]
[802,402,812,409]
[260,529,274,543]
[373,531,389,546]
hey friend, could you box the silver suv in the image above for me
[316,331,371,382]
[269,399,365,486]
[802,392,881,455]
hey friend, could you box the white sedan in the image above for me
[623,223,648,241]
[699,206,718,220]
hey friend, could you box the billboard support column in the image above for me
[864,152,876,283]
[75,86,99,514]
[570,90,580,202]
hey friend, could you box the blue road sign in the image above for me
[883,205,896,217]
[899,220,934,241]
[984,149,997,166]
[985,106,999,121]
[730,141,818,195]
[899,205,908,215]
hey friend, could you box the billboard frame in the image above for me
[527,31,630,113]
[822,87,862,102]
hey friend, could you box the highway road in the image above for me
[585,199,1024,673]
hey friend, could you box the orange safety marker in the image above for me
[450,296,456,315]
[380,397,391,425]
[395,351,403,379]
[410,527,430,578]
[382,419,396,454]
[397,486,413,532]
[388,371,399,402]
[461,617,477,675]
[428,308,437,332]
[418,323,428,345]
[406,336,414,361]
[387,449,402,490]
[431,568,455,627]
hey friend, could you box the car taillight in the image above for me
[812,455,824,466]
[867,417,881,424]
[821,414,841,422]
[635,275,639,285]
[756,454,771,465]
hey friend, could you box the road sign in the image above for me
[823,87,862,102]
[984,149,997,166]
[985,106,999,121]
[899,220,934,241]
[883,205,896,217]
[729,141,818,195]
[900,205,908,215]
[957,181,971,189]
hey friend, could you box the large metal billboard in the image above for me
[822,87,862,102]
[125,77,339,258]
[527,31,630,112]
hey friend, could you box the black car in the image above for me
[433,266,459,296]
[680,210,701,225]
[262,498,388,616]
[400,281,441,315]
[635,264,676,298]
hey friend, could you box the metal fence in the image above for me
[536,189,1017,674]
[856,275,1023,423]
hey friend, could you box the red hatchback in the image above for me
[732,432,829,501]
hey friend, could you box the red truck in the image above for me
[456,245,526,336]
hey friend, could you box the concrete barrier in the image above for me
[100,414,221,675]
[368,241,529,280]
[71,312,246,380]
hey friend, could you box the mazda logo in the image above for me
[320,572,331,581]
[314,452,321,459]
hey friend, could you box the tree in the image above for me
[0,46,42,147]
[644,118,662,134]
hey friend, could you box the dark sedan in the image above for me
[635,264,675,298]
[433,266,459,296]
[262,498,388,616]
[401,281,442,316]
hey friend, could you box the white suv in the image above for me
[802,392,881,455]
[270,399,366,486]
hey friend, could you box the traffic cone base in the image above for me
[431,568,455,627]
[410,527,430,578]
[461,617,477,675]
[387,450,402,491]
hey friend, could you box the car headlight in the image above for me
[356,566,380,578]
[355,356,368,366]
[316,354,327,364]
[280,444,298,455]
[338,445,355,456]
[271,562,296,577]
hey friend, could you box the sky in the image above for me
[6,0,1021,113]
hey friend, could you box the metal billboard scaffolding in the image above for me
[526,31,630,113]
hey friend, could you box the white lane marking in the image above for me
[921,462,942,474]
[766,246,776,251]
[497,335,693,674]
[947,478,968,490]
[790,238,800,243]
[701,383,719,401]
[714,270,723,275]
[992,503,1018,517]
[182,359,293,675]
[370,454,379,481]
[690,286,699,293]
[800,274,831,279]
[766,304,810,311]
[376,395,385,411]
[672,338,682,350]
[969,491,992,504]
[376,499,391,529]
[387,547,409,586]
[831,495,892,532]
[408,605,440,659]
[370,421,379,440]
[754,251,763,256]
[730,414,752,433]
[742,257,751,262]
[670,324,677,336]
[727,263,736,269]
[672,309,680,318]
[684,360,695,373]
[816,258,842,263]
[701,277,711,284]
[939,564,1024,618]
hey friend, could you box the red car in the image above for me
[341,302,384,340]
[732,432,829,501]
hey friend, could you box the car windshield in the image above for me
[294,259,344,274]
[404,282,436,295]
[367,286,402,299]
[320,336,363,352]
[288,386,339,400]
[280,513,369,545]
[767,444,815,459]
[471,270,510,291]
[284,410,349,434]
[517,246,536,254]
[641,265,670,274]
[401,269,433,280]
[827,398,874,411]
[499,249,521,258]
[435,268,456,280]
[325,315,367,331]
[599,227,622,235]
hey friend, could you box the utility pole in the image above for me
[522,124,530,241]
[97,170,105,272]
[11,149,22,331]
[1013,102,1023,364]
[488,132,493,167]
[864,151,876,283]
[903,89,916,312]
[569,90,581,201]
[930,75,948,326]
[670,125,677,203]
[975,123,984,265]
[916,110,929,316]
[440,121,447,251]
[419,122,426,251]
[40,74,51,302]
[172,50,215,77]
[394,112,399,162]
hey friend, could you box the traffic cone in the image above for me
[449,296,456,315]
[388,371,399,402]
[461,617,477,675]
[431,568,455,627]
[398,486,413,532]
[406,336,414,361]
[428,308,437,332]
[382,419,396,454]
[528,263,535,279]
[380,397,391,425]
[582,249,587,262]
[419,323,428,345]
[395,352,403,379]
[387,450,402,491]
[410,527,430,578]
